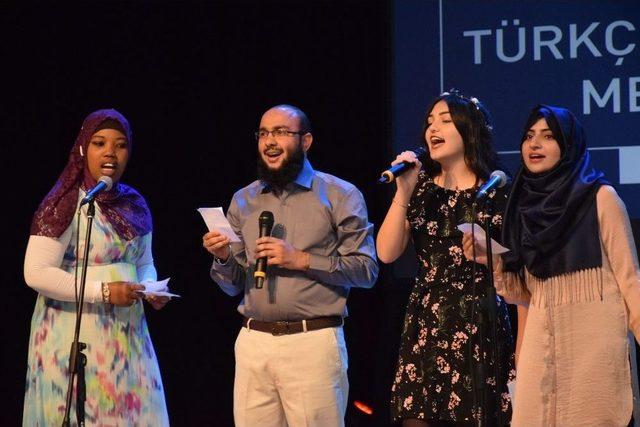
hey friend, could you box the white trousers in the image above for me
[233,326,349,427]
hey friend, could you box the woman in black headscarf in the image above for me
[464,105,640,426]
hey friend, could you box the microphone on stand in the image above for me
[475,170,507,200]
[80,176,113,206]
[254,211,274,289]
[377,147,427,184]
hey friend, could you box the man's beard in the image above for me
[257,144,305,190]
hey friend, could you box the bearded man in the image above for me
[202,104,378,427]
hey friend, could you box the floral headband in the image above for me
[440,89,493,131]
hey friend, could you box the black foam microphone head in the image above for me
[259,211,274,233]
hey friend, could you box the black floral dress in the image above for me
[390,172,515,424]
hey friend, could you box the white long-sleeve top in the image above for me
[24,222,156,304]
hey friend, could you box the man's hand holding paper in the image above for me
[198,207,240,262]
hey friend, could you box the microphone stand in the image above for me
[62,201,96,427]
[471,199,503,427]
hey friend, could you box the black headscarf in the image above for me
[502,105,608,279]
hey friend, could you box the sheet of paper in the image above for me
[457,223,510,254]
[507,381,516,406]
[141,278,180,298]
[144,290,180,298]
[197,207,241,242]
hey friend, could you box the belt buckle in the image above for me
[271,321,289,336]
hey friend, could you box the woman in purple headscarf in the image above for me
[23,109,169,425]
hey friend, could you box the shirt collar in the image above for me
[295,157,314,189]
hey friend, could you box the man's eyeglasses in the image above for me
[254,128,306,141]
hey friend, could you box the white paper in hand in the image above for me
[141,278,181,298]
[507,380,516,407]
[457,223,510,254]
[197,207,241,242]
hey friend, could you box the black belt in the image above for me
[242,316,343,336]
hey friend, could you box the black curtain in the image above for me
[2,1,407,426]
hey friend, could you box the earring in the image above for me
[79,146,84,157]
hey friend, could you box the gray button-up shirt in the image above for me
[210,158,378,321]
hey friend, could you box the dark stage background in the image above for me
[2,1,406,426]
[3,1,640,426]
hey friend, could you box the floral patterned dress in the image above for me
[391,172,515,424]
[23,198,169,426]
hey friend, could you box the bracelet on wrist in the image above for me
[392,198,408,209]
[213,255,229,265]
[101,282,111,304]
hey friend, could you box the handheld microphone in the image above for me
[378,147,427,184]
[80,176,113,206]
[254,211,274,289]
[476,170,507,200]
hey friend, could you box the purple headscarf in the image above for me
[30,109,152,241]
